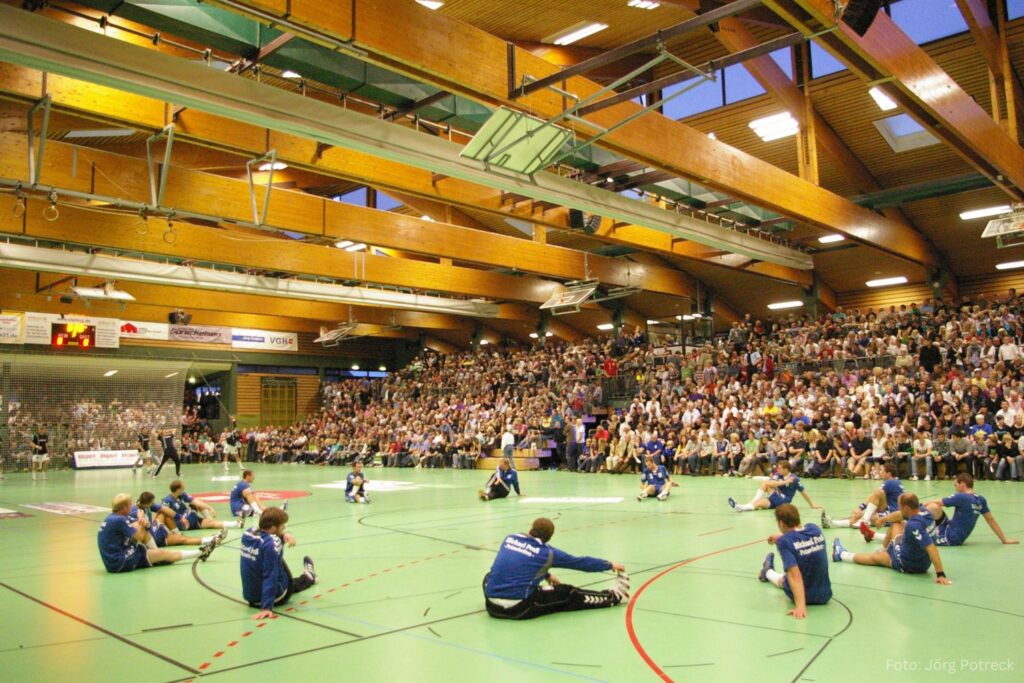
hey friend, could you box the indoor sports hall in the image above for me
[0,1,1023,682]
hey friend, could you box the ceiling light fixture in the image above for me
[628,0,661,9]
[378,365,387,371]
[996,261,1024,271]
[351,364,360,370]
[281,70,302,79]
[749,112,798,142]
[818,234,845,244]
[420,215,435,222]
[596,323,615,331]
[960,205,1010,220]
[257,161,288,171]
[868,86,898,111]
[865,276,908,288]
[103,370,118,377]
[479,339,489,345]
[165,372,179,379]
[64,128,136,139]
[334,240,353,249]
[767,300,804,310]
[344,243,367,252]
[71,283,135,301]
[416,0,444,9]
[546,22,609,46]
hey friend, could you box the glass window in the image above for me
[873,114,940,152]
[724,63,766,103]
[1009,0,1023,20]
[890,0,968,44]
[376,192,401,211]
[662,74,724,119]
[769,47,792,79]
[334,188,366,206]
[810,42,845,78]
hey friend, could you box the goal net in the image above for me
[1,354,189,471]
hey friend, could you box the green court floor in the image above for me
[0,466,1022,682]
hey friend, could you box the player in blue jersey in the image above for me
[479,459,519,501]
[230,470,265,518]
[346,461,370,503]
[241,507,317,620]
[728,460,821,512]
[922,473,1018,546]
[133,491,226,548]
[758,503,832,619]
[162,480,240,532]
[832,492,952,584]
[483,517,629,620]
[98,493,216,572]
[638,455,677,501]
[821,464,903,536]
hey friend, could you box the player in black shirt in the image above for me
[31,425,50,481]
[152,428,182,478]
[133,427,155,475]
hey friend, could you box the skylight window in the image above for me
[663,76,723,119]
[724,63,766,104]
[1011,0,1023,20]
[769,48,793,79]
[810,42,845,79]
[890,0,968,45]
[873,114,939,152]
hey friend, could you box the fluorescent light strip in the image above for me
[548,22,608,46]
[64,128,135,139]
[996,261,1024,271]
[258,161,288,171]
[868,87,898,111]
[334,240,353,249]
[959,205,1010,220]
[628,0,661,8]
[344,243,367,252]
[416,0,444,9]
[165,372,179,379]
[767,300,803,310]
[818,234,845,244]
[865,276,908,288]
[749,112,798,142]
[103,370,118,377]
[596,323,615,331]
[281,70,302,79]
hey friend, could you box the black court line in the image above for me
[767,647,804,658]
[427,627,442,638]
[190,562,364,639]
[635,607,832,639]
[790,639,833,683]
[0,581,200,675]
[163,608,487,681]
[142,623,194,633]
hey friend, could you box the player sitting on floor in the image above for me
[820,464,903,535]
[241,507,317,620]
[728,460,821,512]
[163,480,240,532]
[231,470,265,519]
[922,473,1018,546]
[479,459,520,501]
[637,455,677,501]
[133,492,226,548]
[99,493,216,572]
[758,503,832,619]
[832,492,951,585]
[483,517,629,620]
[346,461,371,504]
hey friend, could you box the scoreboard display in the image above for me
[51,322,96,349]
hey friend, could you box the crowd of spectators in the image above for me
[230,288,1024,484]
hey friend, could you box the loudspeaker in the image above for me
[169,311,192,325]
[841,0,883,37]
[568,208,585,229]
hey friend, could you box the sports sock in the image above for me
[202,534,216,544]
[765,568,783,584]
[180,549,201,559]
[753,489,766,502]
[145,536,157,549]
[839,551,855,562]
[736,503,755,511]
[831,519,852,528]
[863,503,878,521]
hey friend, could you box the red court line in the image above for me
[625,539,762,683]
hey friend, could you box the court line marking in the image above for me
[0,581,200,675]
[624,539,764,683]
[634,607,832,639]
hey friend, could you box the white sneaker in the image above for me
[31,473,36,481]
[910,475,918,481]
[924,475,931,481]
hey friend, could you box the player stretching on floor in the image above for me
[163,480,240,532]
[757,503,832,619]
[231,470,265,519]
[728,460,821,512]
[923,473,1018,546]
[479,459,520,501]
[832,492,951,585]
[483,517,629,620]
[133,492,226,548]
[821,464,903,534]
[346,461,371,504]
[98,494,216,572]
[241,507,317,620]
[637,455,678,501]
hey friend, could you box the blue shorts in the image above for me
[176,512,202,530]
[886,538,929,574]
[652,485,665,496]
[104,543,152,573]
[767,493,789,509]
[345,489,363,503]
[933,521,963,547]
[151,525,169,548]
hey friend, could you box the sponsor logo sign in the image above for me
[0,312,25,344]
[119,320,170,341]
[231,328,297,352]
[73,449,139,469]
[168,324,232,345]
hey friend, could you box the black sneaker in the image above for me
[199,540,216,562]
[303,555,318,584]
[758,552,775,583]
